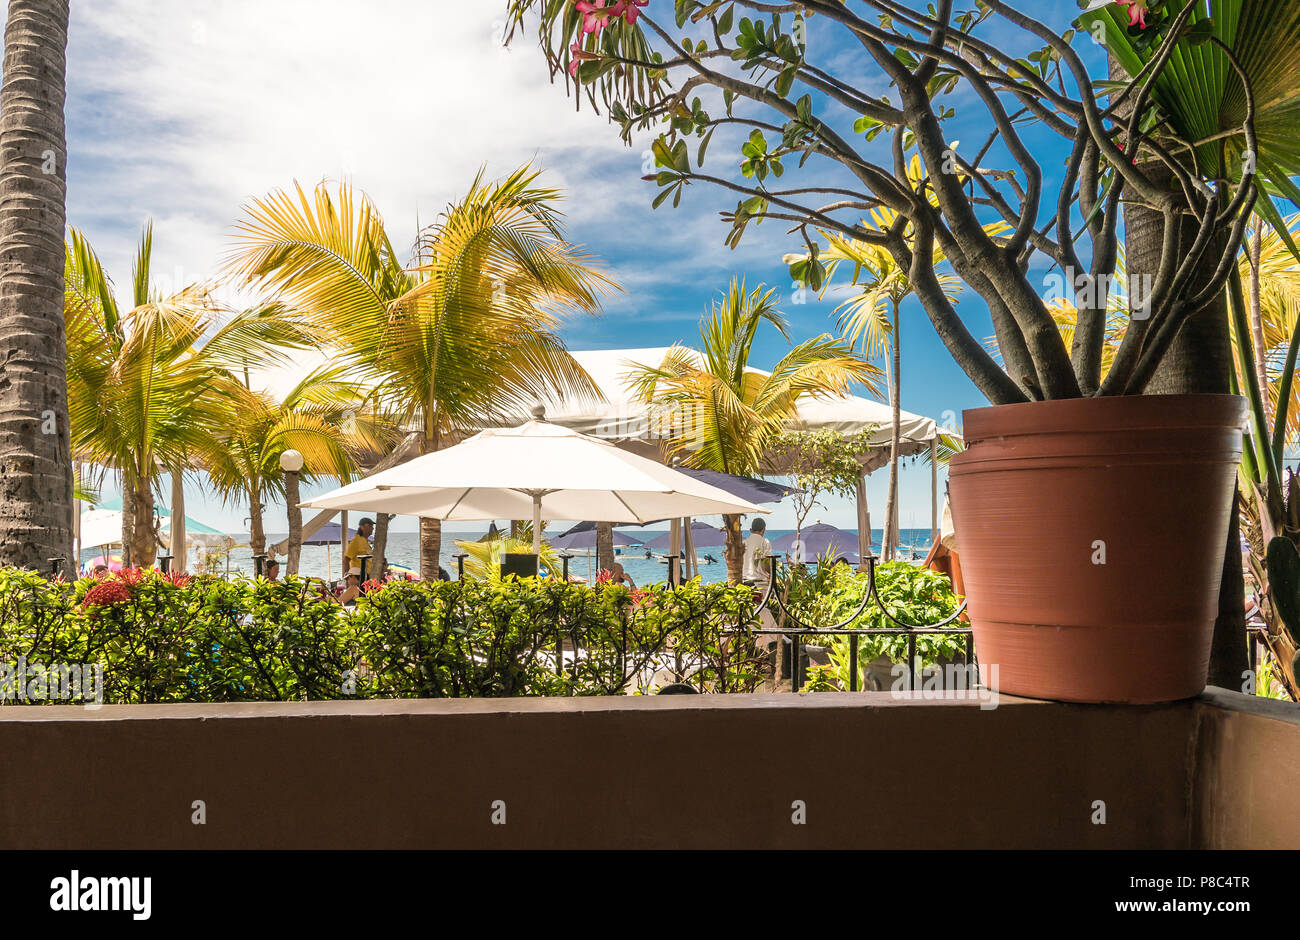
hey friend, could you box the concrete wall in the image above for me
[0,688,1294,849]
[1191,688,1300,849]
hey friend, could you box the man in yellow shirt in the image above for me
[345,517,375,579]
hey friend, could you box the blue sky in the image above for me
[65,0,1098,535]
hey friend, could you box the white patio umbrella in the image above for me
[301,411,770,555]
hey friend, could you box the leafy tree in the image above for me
[784,154,976,559]
[769,428,876,544]
[506,0,1256,399]
[506,0,1267,683]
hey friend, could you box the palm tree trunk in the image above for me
[419,516,442,580]
[168,470,186,572]
[284,469,302,575]
[371,512,391,579]
[121,468,135,567]
[722,513,744,582]
[128,470,155,566]
[882,304,901,563]
[0,0,72,571]
[247,489,265,557]
[595,522,614,574]
[418,427,442,580]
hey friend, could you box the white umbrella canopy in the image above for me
[301,414,770,554]
[79,509,124,550]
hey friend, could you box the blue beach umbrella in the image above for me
[550,528,643,551]
[771,523,859,564]
[641,522,728,551]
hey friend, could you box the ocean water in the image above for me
[81,528,935,586]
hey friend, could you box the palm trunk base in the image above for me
[420,517,442,581]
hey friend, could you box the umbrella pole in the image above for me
[855,470,871,572]
[683,517,695,580]
[532,493,542,557]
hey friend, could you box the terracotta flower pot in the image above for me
[948,394,1245,704]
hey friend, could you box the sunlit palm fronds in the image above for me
[629,278,880,476]
[227,165,615,445]
[65,224,315,564]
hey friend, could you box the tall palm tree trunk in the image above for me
[121,468,135,567]
[168,470,186,572]
[419,517,442,580]
[0,0,72,571]
[882,305,901,563]
[371,512,391,579]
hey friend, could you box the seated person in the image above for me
[338,568,362,605]
[606,561,636,589]
[265,559,281,581]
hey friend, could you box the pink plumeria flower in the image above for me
[576,0,613,35]
[1116,0,1149,29]
[613,0,649,25]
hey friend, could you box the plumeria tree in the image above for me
[508,0,1257,401]
[507,0,1275,681]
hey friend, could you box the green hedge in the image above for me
[0,568,764,704]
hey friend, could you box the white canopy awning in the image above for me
[248,345,942,474]
[511,348,941,473]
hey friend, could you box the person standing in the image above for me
[345,517,375,579]
[742,518,771,583]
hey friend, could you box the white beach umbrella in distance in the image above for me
[300,409,770,555]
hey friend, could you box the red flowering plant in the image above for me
[81,578,133,612]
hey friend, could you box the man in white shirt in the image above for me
[741,518,772,582]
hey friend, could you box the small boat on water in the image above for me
[654,552,718,565]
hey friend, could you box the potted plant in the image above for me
[504,0,1296,701]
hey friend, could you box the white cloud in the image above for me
[66,0,627,283]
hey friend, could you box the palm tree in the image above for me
[629,278,880,581]
[194,367,392,568]
[65,225,309,566]
[0,0,73,570]
[227,165,613,579]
